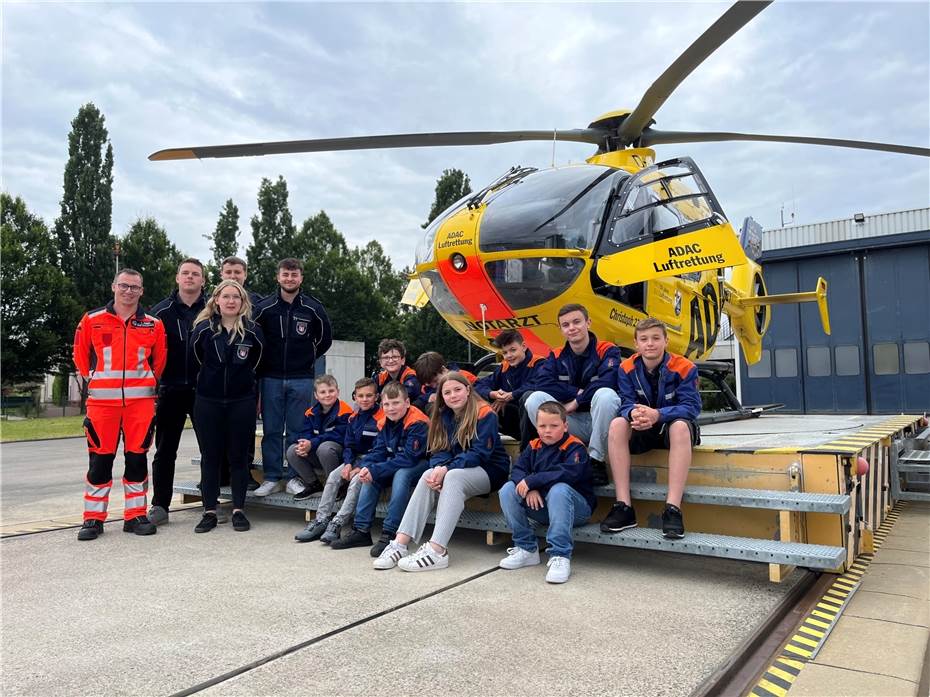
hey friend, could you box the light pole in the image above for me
[113,241,121,277]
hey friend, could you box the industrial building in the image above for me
[738,207,930,414]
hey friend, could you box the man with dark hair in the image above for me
[523,303,620,485]
[474,329,543,445]
[73,269,167,541]
[220,256,263,308]
[252,258,333,496]
[601,317,701,539]
[147,258,206,525]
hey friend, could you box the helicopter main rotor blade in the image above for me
[639,128,930,157]
[618,0,772,145]
[149,129,605,161]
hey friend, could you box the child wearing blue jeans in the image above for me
[498,400,595,584]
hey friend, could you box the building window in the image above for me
[904,341,930,375]
[775,348,798,378]
[873,343,900,375]
[807,346,831,377]
[748,349,771,378]
[835,345,860,376]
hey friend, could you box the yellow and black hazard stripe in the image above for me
[750,501,907,697]
[800,415,922,455]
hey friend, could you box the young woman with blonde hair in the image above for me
[373,372,510,571]
[190,280,264,533]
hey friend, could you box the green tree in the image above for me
[204,198,240,286]
[1,194,81,387]
[120,217,186,306]
[53,103,115,310]
[400,168,476,365]
[422,168,471,228]
[246,176,296,295]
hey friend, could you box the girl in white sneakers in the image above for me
[374,372,510,571]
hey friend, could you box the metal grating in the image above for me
[595,483,850,514]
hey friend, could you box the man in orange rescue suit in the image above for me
[73,269,167,541]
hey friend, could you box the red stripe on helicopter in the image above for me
[436,256,552,357]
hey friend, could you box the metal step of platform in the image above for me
[595,483,850,514]
[173,482,845,570]
[892,438,930,502]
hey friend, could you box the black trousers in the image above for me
[151,387,197,509]
[194,396,256,511]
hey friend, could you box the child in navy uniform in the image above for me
[330,381,430,556]
[473,329,544,446]
[412,351,477,412]
[498,401,595,583]
[295,378,383,542]
[282,375,352,498]
[372,338,420,402]
[601,317,701,539]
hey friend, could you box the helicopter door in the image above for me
[594,157,747,287]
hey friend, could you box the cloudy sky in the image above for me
[3,2,928,272]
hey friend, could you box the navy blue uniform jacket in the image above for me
[617,352,701,423]
[362,406,430,487]
[253,289,332,379]
[474,349,544,403]
[511,433,596,510]
[414,365,477,411]
[533,333,620,411]
[373,366,420,403]
[343,405,384,465]
[429,405,511,492]
[149,290,206,389]
[297,399,354,450]
[190,318,264,401]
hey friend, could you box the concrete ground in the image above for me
[789,501,930,697]
[1,505,800,697]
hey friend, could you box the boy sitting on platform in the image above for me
[412,351,476,413]
[473,329,543,447]
[330,381,430,556]
[372,338,420,402]
[284,375,353,498]
[498,401,595,584]
[600,317,701,539]
[294,378,383,542]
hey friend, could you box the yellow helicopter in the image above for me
[150,1,929,366]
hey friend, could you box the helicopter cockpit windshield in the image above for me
[602,157,726,252]
[415,192,472,266]
[478,165,623,252]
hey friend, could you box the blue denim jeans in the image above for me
[498,480,592,559]
[260,377,314,482]
[353,461,430,534]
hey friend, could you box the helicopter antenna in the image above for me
[551,128,557,168]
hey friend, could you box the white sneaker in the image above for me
[499,546,541,570]
[253,479,284,497]
[285,478,305,495]
[545,556,571,584]
[398,542,449,572]
[373,541,408,570]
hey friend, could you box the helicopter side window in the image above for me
[484,257,584,310]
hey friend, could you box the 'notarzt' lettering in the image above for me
[461,315,542,331]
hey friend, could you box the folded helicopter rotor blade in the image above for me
[149,129,605,160]
[618,0,772,144]
[639,128,930,156]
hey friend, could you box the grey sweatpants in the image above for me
[397,466,491,549]
[285,441,343,484]
[316,466,363,523]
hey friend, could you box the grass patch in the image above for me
[0,415,192,442]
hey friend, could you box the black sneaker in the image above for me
[195,513,218,533]
[662,504,685,539]
[247,475,261,492]
[123,515,157,535]
[600,501,637,533]
[370,530,394,558]
[232,511,250,532]
[293,480,322,501]
[77,519,104,541]
[590,459,609,487]
[330,527,372,550]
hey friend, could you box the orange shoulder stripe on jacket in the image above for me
[526,354,544,367]
[666,354,696,380]
[304,407,315,417]
[401,366,417,381]
[477,403,493,419]
[620,354,638,373]
[559,434,585,451]
[403,406,430,427]
[337,400,354,417]
[529,438,543,450]
[595,340,615,359]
